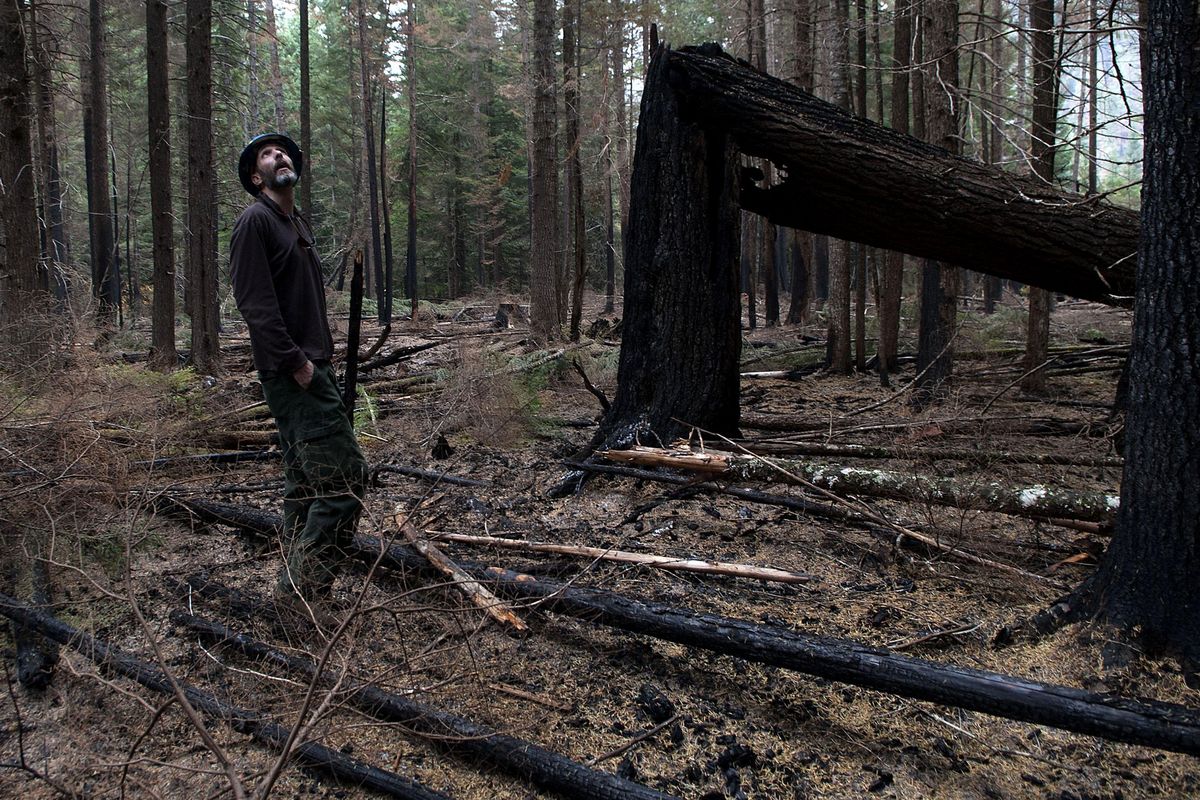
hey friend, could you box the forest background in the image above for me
[0,0,1146,358]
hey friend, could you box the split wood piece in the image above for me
[171,604,678,800]
[734,441,1123,470]
[373,463,492,488]
[426,531,816,584]
[0,593,452,800]
[394,515,528,633]
[600,446,1120,524]
[154,501,1200,755]
[665,45,1138,305]
[471,568,1200,758]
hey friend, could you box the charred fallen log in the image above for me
[666,45,1138,306]
[0,593,451,800]
[158,497,1200,756]
[172,602,678,800]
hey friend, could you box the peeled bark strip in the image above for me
[600,446,1120,523]
[665,46,1138,306]
[0,594,451,800]
[172,603,678,800]
[155,498,1200,756]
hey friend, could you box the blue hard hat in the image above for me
[238,132,303,195]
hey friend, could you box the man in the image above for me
[230,132,368,613]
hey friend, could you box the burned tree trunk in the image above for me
[666,46,1138,306]
[592,44,741,451]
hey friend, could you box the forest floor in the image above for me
[1,291,1197,800]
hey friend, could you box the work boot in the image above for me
[273,585,340,638]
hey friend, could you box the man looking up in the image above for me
[230,133,368,615]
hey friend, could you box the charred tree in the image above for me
[1035,0,1200,675]
[590,44,741,452]
[665,47,1138,306]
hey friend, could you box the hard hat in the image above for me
[238,132,303,195]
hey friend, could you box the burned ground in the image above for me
[1,294,1196,799]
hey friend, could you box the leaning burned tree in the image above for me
[589,43,1139,456]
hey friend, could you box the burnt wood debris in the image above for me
[0,593,452,800]
[170,580,677,800]
[156,497,1200,758]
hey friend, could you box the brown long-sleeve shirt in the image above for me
[230,195,334,374]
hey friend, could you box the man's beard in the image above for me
[269,168,298,189]
[260,166,298,190]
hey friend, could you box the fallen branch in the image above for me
[0,594,451,800]
[395,515,528,633]
[426,531,815,584]
[600,446,1120,524]
[373,463,492,488]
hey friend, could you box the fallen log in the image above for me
[666,45,1138,306]
[735,441,1123,469]
[155,498,1200,757]
[360,339,444,373]
[739,412,1103,438]
[599,446,1120,523]
[425,531,816,584]
[473,567,1200,758]
[0,594,452,800]
[171,600,678,800]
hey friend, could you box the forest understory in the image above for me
[2,291,1196,800]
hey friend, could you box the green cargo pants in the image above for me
[260,361,368,600]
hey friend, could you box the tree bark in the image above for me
[564,0,587,341]
[404,0,417,318]
[529,0,561,339]
[591,44,741,451]
[1021,0,1059,392]
[666,47,1138,306]
[86,0,118,323]
[0,0,44,347]
[299,0,311,216]
[912,0,960,404]
[186,0,219,371]
[357,0,385,323]
[147,0,177,370]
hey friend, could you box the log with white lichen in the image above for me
[598,446,1120,523]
